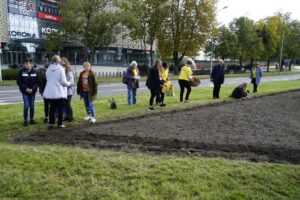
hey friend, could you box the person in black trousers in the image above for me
[230,83,249,99]
[210,59,225,99]
[146,59,165,111]
[38,64,50,123]
[16,58,38,127]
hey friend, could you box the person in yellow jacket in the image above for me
[178,59,193,103]
[156,62,169,106]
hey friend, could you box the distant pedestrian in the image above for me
[250,63,263,93]
[16,58,38,127]
[38,63,50,123]
[146,59,165,111]
[210,59,225,99]
[230,83,249,99]
[178,58,194,103]
[61,57,75,122]
[77,62,98,123]
[43,55,72,129]
[124,61,140,105]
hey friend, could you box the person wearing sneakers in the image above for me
[77,62,98,123]
[124,61,140,105]
[61,57,75,122]
[16,58,38,127]
[178,59,193,103]
[43,55,72,129]
[146,59,165,111]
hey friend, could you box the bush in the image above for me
[138,64,150,76]
[2,69,19,80]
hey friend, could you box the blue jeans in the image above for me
[127,88,137,105]
[22,93,35,121]
[82,91,95,117]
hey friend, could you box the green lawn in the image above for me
[0,80,299,199]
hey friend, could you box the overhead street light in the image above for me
[210,6,228,74]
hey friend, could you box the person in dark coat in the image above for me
[146,59,165,111]
[124,61,140,105]
[210,59,225,99]
[16,58,38,127]
[230,83,249,99]
[38,64,50,123]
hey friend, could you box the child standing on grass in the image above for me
[178,59,193,103]
[17,58,38,127]
[61,57,75,122]
[77,62,98,124]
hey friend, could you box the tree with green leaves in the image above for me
[256,16,282,71]
[157,0,217,73]
[45,0,121,62]
[120,0,168,66]
[206,25,240,61]
[230,17,264,68]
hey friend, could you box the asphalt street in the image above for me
[0,74,299,105]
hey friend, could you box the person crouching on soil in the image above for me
[230,83,250,99]
[178,59,194,103]
[77,62,98,123]
[125,61,140,105]
[146,59,165,111]
[17,58,38,127]
[43,55,72,129]
[250,63,263,93]
[210,59,225,99]
[61,57,75,122]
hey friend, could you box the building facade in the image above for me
[1,0,155,67]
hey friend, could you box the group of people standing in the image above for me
[17,56,263,128]
[17,55,97,129]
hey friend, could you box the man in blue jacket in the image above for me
[16,58,38,127]
[210,59,225,99]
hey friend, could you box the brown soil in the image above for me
[13,90,300,164]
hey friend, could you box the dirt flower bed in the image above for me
[14,90,300,164]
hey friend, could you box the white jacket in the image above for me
[43,63,71,99]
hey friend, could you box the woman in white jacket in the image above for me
[43,55,72,129]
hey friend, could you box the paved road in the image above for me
[0,74,299,105]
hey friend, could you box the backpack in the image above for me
[122,71,129,85]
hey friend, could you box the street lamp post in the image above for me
[279,14,289,71]
[210,6,228,74]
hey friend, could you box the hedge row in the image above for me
[2,69,19,80]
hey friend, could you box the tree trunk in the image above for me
[267,60,270,72]
[150,45,154,66]
[173,51,179,74]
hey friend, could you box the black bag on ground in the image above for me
[109,98,117,109]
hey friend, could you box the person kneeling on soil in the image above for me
[230,83,250,99]
[77,62,98,124]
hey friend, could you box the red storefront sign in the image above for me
[38,12,61,22]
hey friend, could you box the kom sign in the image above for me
[8,0,37,17]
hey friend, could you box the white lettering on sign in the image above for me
[41,27,59,34]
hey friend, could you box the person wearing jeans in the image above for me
[16,58,38,127]
[77,62,98,123]
[125,61,140,105]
